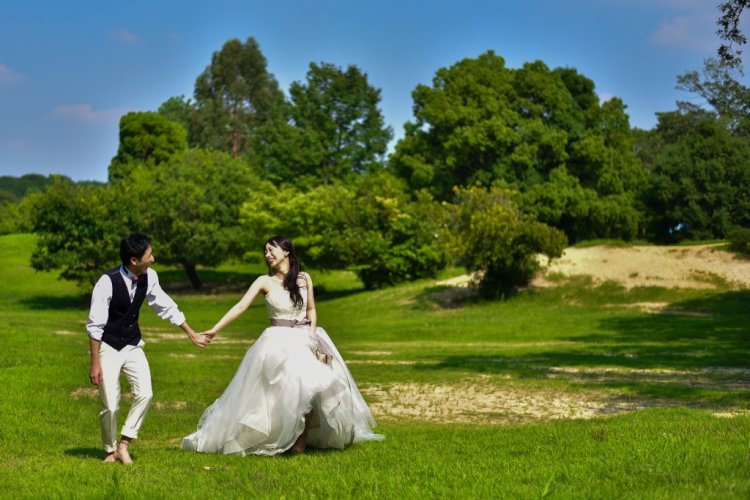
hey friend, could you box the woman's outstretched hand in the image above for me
[201,329,218,341]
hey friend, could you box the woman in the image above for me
[181,236,382,455]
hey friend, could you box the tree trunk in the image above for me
[182,262,203,289]
[231,111,242,158]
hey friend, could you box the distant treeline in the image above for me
[0,174,104,204]
[0,174,62,204]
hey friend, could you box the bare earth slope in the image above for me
[535,244,750,289]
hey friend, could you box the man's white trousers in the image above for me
[98,342,153,452]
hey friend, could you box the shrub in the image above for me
[446,186,567,298]
[727,226,750,256]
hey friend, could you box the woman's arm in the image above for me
[303,272,317,331]
[206,276,267,335]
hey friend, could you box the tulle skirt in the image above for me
[181,325,383,456]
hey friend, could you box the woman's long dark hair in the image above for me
[265,235,304,309]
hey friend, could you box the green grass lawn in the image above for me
[0,233,748,498]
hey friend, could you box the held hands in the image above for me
[201,329,218,342]
[181,321,214,349]
[187,330,214,349]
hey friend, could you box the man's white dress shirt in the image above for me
[86,266,185,343]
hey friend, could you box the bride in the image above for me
[181,236,383,455]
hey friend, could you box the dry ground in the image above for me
[535,243,750,289]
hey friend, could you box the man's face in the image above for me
[129,246,154,275]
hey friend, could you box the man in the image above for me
[87,232,211,464]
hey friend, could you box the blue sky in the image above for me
[0,0,744,182]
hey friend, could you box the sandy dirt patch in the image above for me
[362,376,750,425]
[362,381,638,425]
[535,244,750,289]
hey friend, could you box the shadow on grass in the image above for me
[411,285,480,310]
[64,447,104,460]
[572,290,750,369]
[312,286,365,301]
[158,268,259,295]
[20,294,89,310]
[415,290,750,402]
[157,269,365,302]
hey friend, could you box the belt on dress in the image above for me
[270,318,311,328]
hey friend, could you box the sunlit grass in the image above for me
[1,233,748,498]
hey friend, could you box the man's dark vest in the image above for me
[101,267,148,351]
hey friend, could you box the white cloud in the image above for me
[649,15,716,51]
[110,29,142,44]
[0,64,25,85]
[52,104,126,124]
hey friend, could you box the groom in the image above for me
[86,232,211,464]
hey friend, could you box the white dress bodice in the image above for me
[264,281,307,321]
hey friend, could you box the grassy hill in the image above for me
[1,233,748,498]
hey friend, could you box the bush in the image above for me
[727,226,750,256]
[446,186,567,298]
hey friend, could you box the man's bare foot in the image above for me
[103,452,117,463]
[114,444,133,465]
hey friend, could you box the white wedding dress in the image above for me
[181,280,383,455]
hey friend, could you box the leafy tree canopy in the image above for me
[240,172,446,289]
[676,57,750,133]
[251,62,392,187]
[391,51,645,241]
[717,0,749,67]
[192,37,285,157]
[29,178,136,287]
[0,173,63,204]
[639,110,750,240]
[108,112,188,183]
[127,149,256,288]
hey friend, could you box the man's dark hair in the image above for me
[120,233,152,266]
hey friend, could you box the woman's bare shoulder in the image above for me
[252,274,273,291]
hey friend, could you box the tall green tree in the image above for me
[129,149,255,288]
[391,51,645,241]
[637,58,750,240]
[252,62,392,187]
[192,37,285,157]
[108,112,188,183]
[639,110,750,240]
[289,62,392,184]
